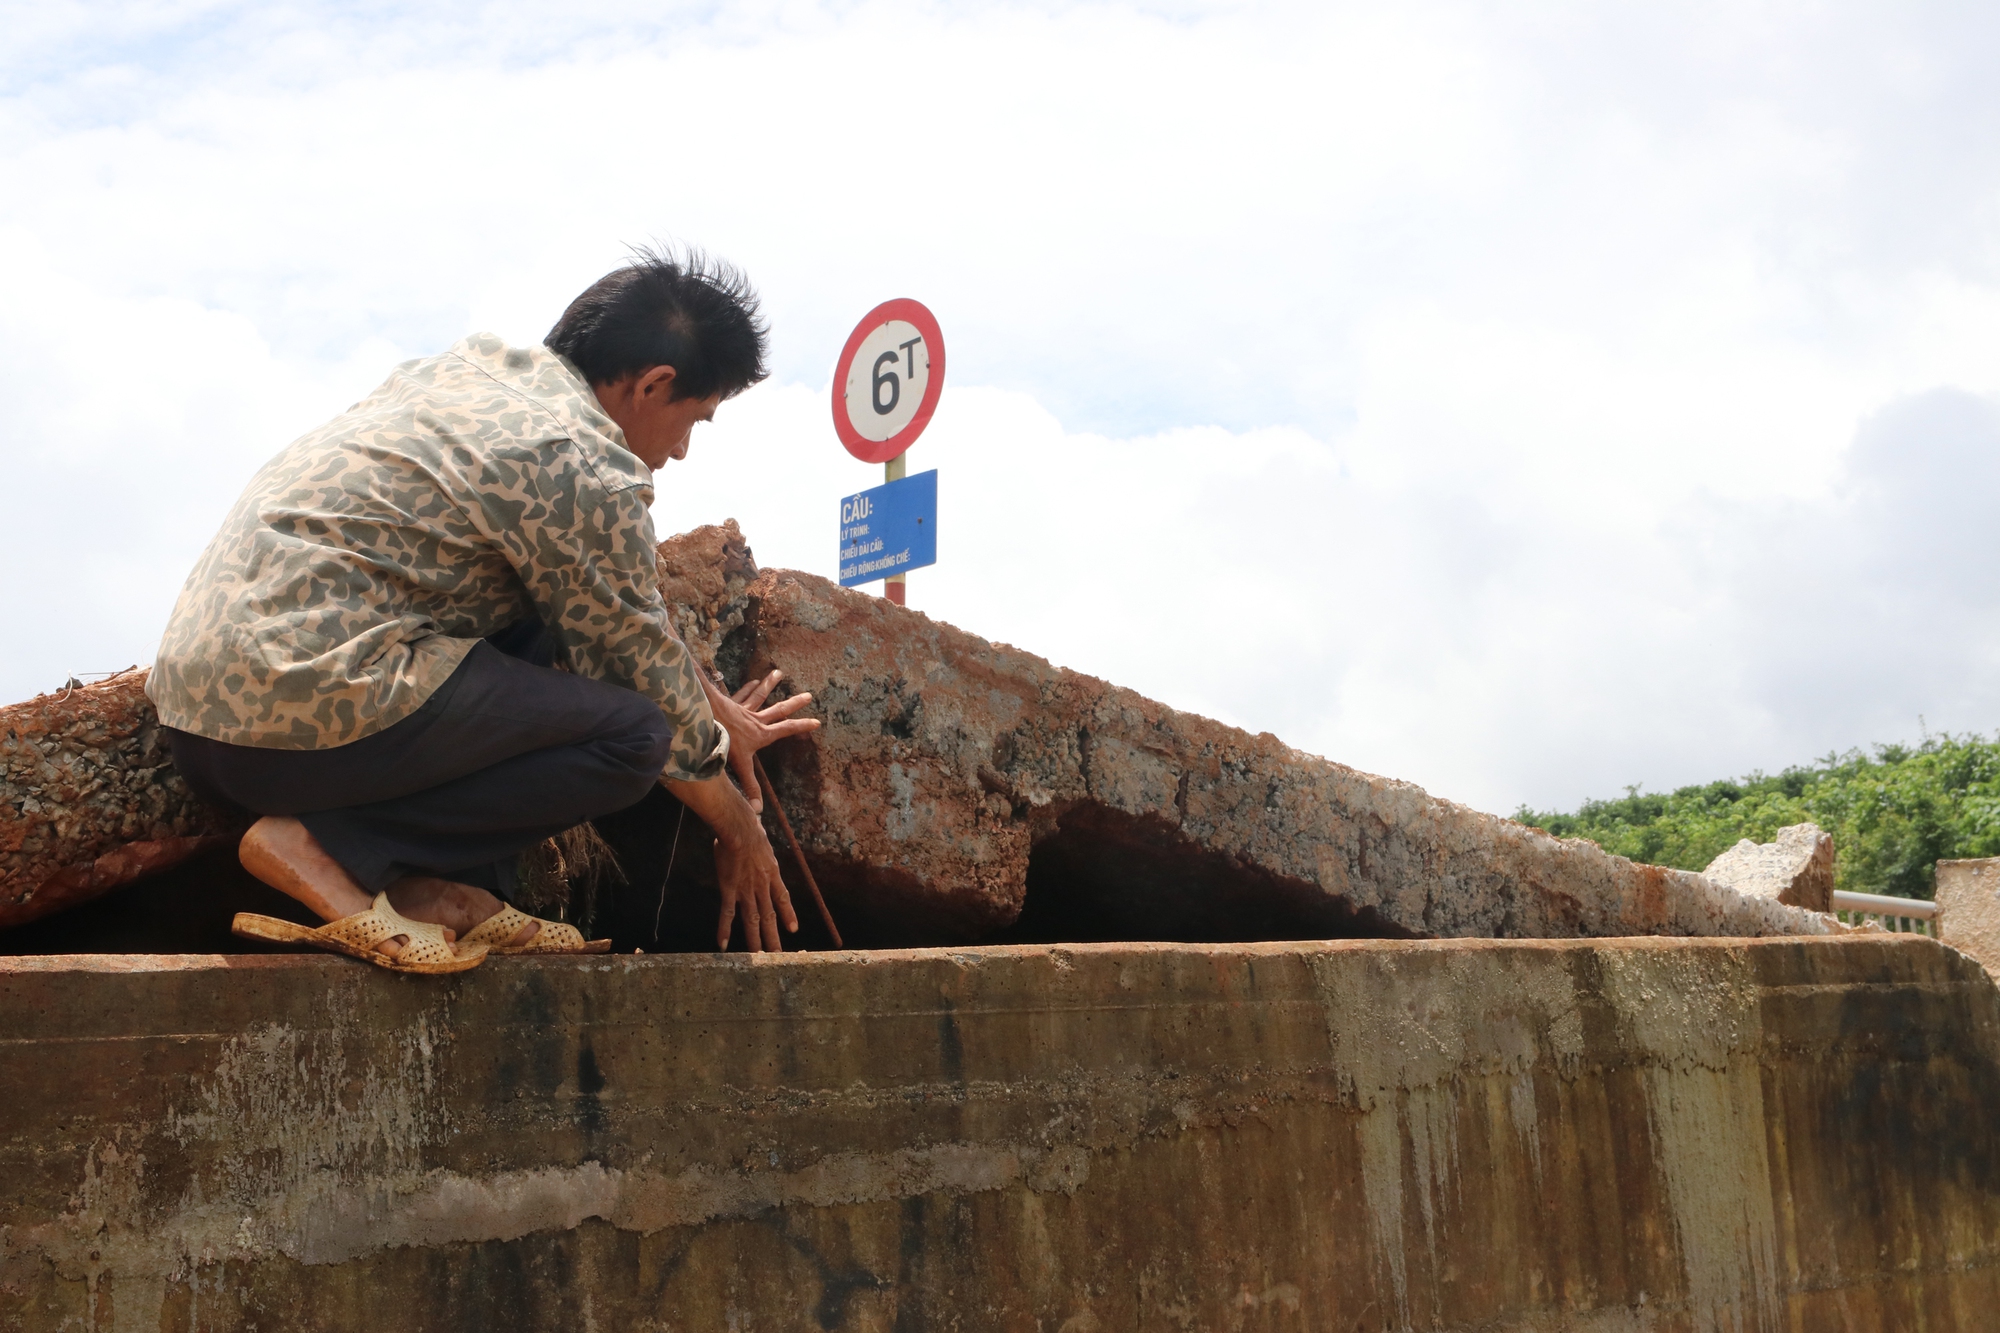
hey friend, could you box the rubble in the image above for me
[1701,823,1837,913]
[1,522,1838,946]
[665,526,1837,944]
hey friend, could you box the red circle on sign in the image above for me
[831,298,946,464]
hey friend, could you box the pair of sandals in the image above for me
[232,894,610,974]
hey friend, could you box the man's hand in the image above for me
[702,669,819,813]
[665,772,799,951]
[712,830,797,951]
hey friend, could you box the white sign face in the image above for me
[830,298,945,463]
[841,319,933,444]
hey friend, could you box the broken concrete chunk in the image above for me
[0,671,236,929]
[1936,857,2000,981]
[653,516,762,678]
[0,522,1839,945]
[1700,823,1836,913]
[648,526,1837,944]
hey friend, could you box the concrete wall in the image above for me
[0,672,234,931]
[3,936,1996,1331]
[1938,857,2000,982]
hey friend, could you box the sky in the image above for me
[3,0,1998,816]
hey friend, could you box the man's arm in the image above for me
[664,770,798,952]
[497,476,730,783]
[479,452,817,946]
[676,669,819,950]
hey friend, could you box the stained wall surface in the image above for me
[2,935,1995,1331]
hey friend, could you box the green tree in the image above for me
[1512,734,2000,901]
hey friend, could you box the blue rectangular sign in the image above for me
[839,469,937,587]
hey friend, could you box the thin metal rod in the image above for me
[1832,889,1938,920]
[755,755,844,948]
[653,800,686,944]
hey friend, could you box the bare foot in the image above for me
[386,876,540,948]
[238,817,434,960]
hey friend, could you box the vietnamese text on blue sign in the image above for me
[838,469,937,587]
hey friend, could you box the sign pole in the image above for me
[883,452,907,605]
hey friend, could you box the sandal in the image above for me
[232,893,489,974]
[461,904,612,955]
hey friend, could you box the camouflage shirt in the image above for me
[148,334,727,781]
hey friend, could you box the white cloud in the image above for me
[3,0,2000,815]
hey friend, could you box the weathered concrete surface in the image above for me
[1938,857,2000,981]
[1,935,1994,1331]
[0,671,235,931]
[1701,824,1836,914]
[722,549,1835,943]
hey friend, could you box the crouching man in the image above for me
[148,250,816,973]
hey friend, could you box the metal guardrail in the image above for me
[1832,889,1937,936]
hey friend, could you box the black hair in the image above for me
[545,245,769,400]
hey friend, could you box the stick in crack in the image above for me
[754,755,844,949]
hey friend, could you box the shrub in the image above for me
[1512,734,2000,901]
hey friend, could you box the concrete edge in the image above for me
[0,931,1951,976]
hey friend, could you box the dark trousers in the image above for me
[168,622,673,899]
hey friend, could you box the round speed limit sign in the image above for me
[831,298,946,464]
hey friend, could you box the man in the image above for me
[150,249,817,971]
